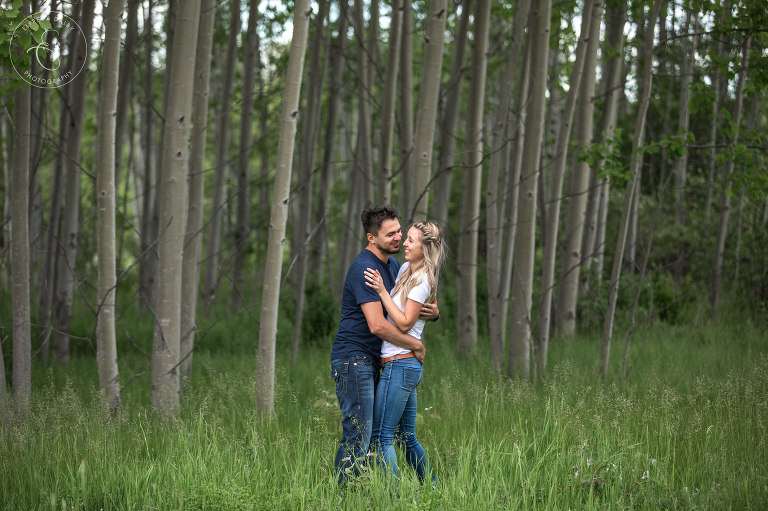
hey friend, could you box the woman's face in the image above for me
[403,226,424,264]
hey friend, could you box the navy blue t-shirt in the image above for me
[331,249,400,363]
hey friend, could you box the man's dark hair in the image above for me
[361,204,399,236]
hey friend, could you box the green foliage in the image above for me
[300,281,339,346]
[0,3,51,91]
[576,129,628,183]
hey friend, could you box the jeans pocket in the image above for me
[332,362,348,398]
[401,366,423,391]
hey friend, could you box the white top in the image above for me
[380,262,430,358]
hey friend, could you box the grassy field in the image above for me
[1,304,767,510]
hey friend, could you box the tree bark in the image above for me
[11,0,33,415]
[432,0,473,228]
[508,0,551,379]
[455,0,490,357]
[487,0,530,371]
[291,0,329,366]
[114,0,139,277]
[53,0,95,364]
[95,0,126,415]
[151,0,201,415]
[378,0,403,206]
[554,0,604,338]
[398,0,414,219]
[710,36,750,321]
[587,0,627,290]
[410,0,448,223]
[314,2,349,293]
[232,0,262,303]
[139,0,158,313]
[203,0,241,310]
[599,0,662,381]
[536,0,599,372]
[180,0,216,384]
[674,11,696,280]
[256,0,310,417]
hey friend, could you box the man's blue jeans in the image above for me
[331,356,377,485]
[371,357,434,483]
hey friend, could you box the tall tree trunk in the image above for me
[203,0,241,310]
[378,0,402,206]
[290,0,329,366]
[587,0,627,290]
[432,0,473,228]
[151,0,201,415]
[674,11,696,280]
[599,0,662,381]
[536,0,599,373]
[554,0,603,338]
[398,0,414,219]
[507,0,551,379]
[139,0,157,313]
[410,0,448,223]
[95,0,126,415]
[710,36,750,321]
[10,0,33,415]
[232,0,261,303]
[315,2,349,293]
[1,111,10,290]
[705,2,731,219]
[455,0,490,357]
[114,0,139,277]
[487,0,530,370]
[53,0,95,364]
[353,0,374,204]
[255,0,310,417]
[180,0,216,384]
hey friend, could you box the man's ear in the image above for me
[365,232,374,244]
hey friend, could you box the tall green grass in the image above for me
[2,310,767,510]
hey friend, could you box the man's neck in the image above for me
[365,244,390,263]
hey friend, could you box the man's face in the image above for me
[370,218,402,255]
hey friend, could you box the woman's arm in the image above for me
[364,268,421,333]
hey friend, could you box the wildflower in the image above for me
[587,458,593,467]
[642,470,649,480]
[651,458,657,465]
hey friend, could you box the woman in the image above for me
[364,221,446,484]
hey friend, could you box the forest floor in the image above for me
[2,301,767,510]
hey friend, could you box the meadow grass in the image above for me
[1,307,767,510]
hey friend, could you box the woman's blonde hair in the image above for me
[391,221,447,305]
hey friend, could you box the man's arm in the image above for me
[361,302,425,363]
[419,300,440,322]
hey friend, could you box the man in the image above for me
[331,204,439,485]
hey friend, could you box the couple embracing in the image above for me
[330,204,446,486]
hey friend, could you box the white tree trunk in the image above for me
[398,0,414,219]
[378,0,402,206]
[95,0,126,415]
[202,0,241,310]
[536,0,599,372]
[456,0,490,357]
[255,1,311,416]
[710,36,750,320]
[410,0,448,223]
[10,0,33,415]
[599,0,662,380]
[151,0,201,415]
[554,0,603,338]
[53,0,95,364]
[508,0,552,379]
[432,0,473,228]
[180,0,216,383]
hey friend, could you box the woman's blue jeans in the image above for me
[371,357,434,483]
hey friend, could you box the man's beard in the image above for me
[377,240,400,255]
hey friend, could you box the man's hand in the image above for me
[413,342,426,364]
[419,301,440,322]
